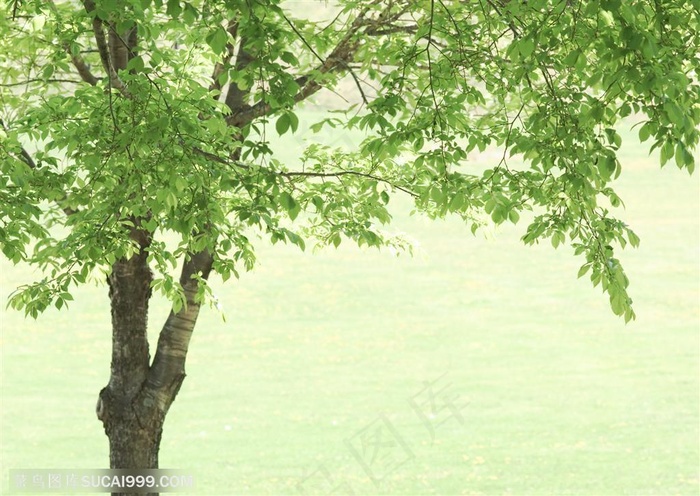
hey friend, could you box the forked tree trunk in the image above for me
[95,224,213,496]
[80,2,216,493]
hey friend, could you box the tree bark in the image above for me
[96,223,157,496]
[96,220,213,495]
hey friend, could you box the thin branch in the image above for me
[18,146,37,170]
[281,12,325,65]
[0,118,38,170]
[10,0,20,19]
[281,170,418,198]
[485,0,520,37]
[426,0,441,117]
[347,68,370,106]
[364,24,418,35]
[0,78,85,87]
[188,145,418,198]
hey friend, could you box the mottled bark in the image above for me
[96,216,212,495]
[98,223,157,495]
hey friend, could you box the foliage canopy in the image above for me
[1,0,699,322]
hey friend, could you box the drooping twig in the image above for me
[1,119,77,216]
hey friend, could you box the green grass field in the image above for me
[1,121,698,495]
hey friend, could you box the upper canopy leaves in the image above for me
[1,0,698,321]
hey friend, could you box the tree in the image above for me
[0,0,697,487]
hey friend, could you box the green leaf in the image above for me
[331,232,341,248]
[42,64,54,80]
[508,210,520,224]
[675,142,694,170]
[127,56,145,73]
[276,113,291,136]
[627,230,640,248]
[599,156,617,179]
[519,38,535,58]
[280,51,298,66]
[577,263,592,278]
[182,3,198,23]
[288,112,299,133]
[206,26,228,55]
[664,102,684,125]
[279,191,300,220]
[638,122,653,142]
[660,141,675,166]
[172,295,183,314]
[563,49,580,67]
[166,0,182,18]
[285,230,306,250]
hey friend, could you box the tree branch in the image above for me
[224,1,411,128]
[143,250,214,414]
[67,53,100,85]
[364,24,418,35]
[108,22,133,72]
[188,145,418,198]
[225,18,364,128]
[281,12,325,65]
[47,0,99,85]
[281,170,418,198]
[82,0,130,96]
[282,11,369,105]
[347,67,370,106]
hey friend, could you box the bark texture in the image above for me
[96,217,213,495]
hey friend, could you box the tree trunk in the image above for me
[100,387,164,470]
[96,225,158,495]
[95,222,213,495]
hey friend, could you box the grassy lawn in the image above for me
[1,119,698,495]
